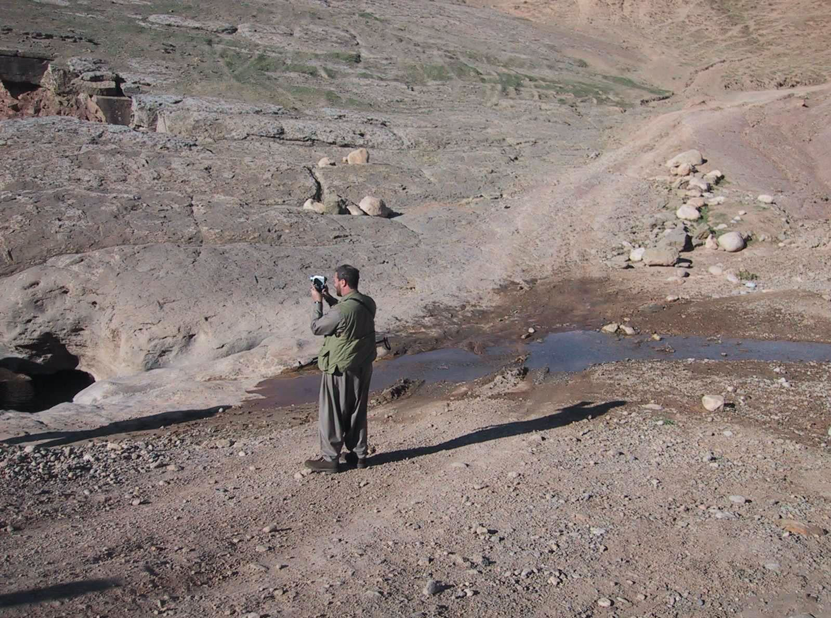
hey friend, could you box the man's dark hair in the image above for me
[336,264,360,289]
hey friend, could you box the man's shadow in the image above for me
[370,400,625,466]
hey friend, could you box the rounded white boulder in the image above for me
[666,149,704,169]
[676,205,701,221]
[702,395,725,412]
[718,231,746,253]
[358,196,392,217]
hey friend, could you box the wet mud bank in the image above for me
[248,331,831,409]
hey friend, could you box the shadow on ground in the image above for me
[1,405,231,448]
[0,578,120,608]
[370,400,625,466]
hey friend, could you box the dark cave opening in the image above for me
[0,367,96,413]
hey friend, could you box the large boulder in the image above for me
[702,395,725,412]
[718,231,746,253]
[359,196,392,217]
[666,149,704,169]
[676,205,701,221]
[303,198,344,215]
[345,148,370,165]
[323,193,347,214]
[642,247,679,267]
[658,228,692,252]
[687,177,710,192]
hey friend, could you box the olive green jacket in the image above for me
[311,290,377,374]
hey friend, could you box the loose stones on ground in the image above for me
[702,395,725,412]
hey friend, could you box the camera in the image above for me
[310,275,327,292]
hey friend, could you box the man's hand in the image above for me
[311,284,323,303]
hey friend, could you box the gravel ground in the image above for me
[1,359,829,617]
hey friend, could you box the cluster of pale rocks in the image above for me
[609,149,782,276]
[302,147,393,217]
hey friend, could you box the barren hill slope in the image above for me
[473,0,831,94]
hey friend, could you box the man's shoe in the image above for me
[304,457,339,474]
[344,451,368,469]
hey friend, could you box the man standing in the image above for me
[305,264,377,473]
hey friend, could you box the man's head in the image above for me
[334,264,360,296]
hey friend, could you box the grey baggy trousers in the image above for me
[319,362,373,461]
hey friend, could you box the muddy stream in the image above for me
[248,331,831,409]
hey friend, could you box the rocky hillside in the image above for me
[0,0,666,425]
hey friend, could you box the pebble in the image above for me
[745,282,757,289]
[729,495,748,504]
[601,323,619,334]
[255,545,269,553]
[702,395,725,412]
[708,265,724,276]
[619,325,636,336]
[597,597,614,608]
[423,579,440,596]
[726,273,740,284]
[262,525,278,533]
[758,194,775,204]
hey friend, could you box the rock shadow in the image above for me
[1,405,230,448]
[0,578,120,608]
[370,400,625,466]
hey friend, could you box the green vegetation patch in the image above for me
[601,74,672,97]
